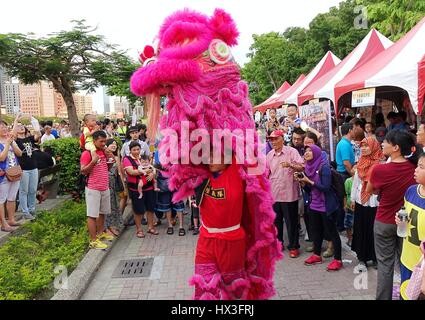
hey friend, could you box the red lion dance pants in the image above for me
[190,234,251,300]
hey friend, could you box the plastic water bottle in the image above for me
[397,207,409,238]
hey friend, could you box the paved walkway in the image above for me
[82,212,383,300]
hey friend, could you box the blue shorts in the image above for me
[344,209,354,229]
[156,191,185,213]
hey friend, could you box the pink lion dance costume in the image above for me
[130,8,282,300]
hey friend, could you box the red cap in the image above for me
[268,130,284,138]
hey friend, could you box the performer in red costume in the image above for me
[192,153,248,299]
[130,8,282,300]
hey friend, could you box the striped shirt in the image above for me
[400,185,425,299]
[80,150,109,191]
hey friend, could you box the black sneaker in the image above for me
[188,224,195,231]
[193,227,199,235]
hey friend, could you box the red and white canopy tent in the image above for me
[335,16,425,116]
[271,74,306,107]
[253,81,291,113]
[298,29,393,107]
[284,51,341,106]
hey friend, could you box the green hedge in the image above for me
[41,136,122,194]
[41,137,81,194]
[0,201,88,300]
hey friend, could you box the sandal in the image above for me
[136,230,145,238]
[8,222,21,227]
[154,220,162,227]
[167,227,174,235]
[179,228,186,236]
[148,229,159,236]
[109,227,120,237]
[1,226,16,233]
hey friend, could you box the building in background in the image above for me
[55,93,93,118]
[20,81,93,118]
[3,80,20,115]
[103,86,110,114]
[0,67,21,115]
[39,81,55,117]
[74,94,93,116]
[19,81,55,117]
[133,101,144,120]
[19,83,41,116]
[0,66,6,106]
[1,67,95,119]
[113,97,130,116]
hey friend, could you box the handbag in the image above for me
[5,165,22,182]
[405,242,425,300]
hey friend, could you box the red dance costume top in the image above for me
[200,162,245,241]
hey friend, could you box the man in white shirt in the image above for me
[121,126,150,159]
[40,126,56,144]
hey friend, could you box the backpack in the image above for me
[78,151,92,188]
[79,133,86,150]
[319,164,346,201]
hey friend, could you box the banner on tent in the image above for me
[299,100,335,161]
[352,88,376,107]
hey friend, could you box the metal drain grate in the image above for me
[112,258,154,278]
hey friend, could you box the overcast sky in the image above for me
[1,0,342,112]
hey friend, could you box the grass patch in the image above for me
[0,200,88,300]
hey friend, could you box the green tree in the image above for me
[359,0,425,40]
[309,0,369,58]
[242,32,288,105]
[106,57,142,109]
[0,20,136,136]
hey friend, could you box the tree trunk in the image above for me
[267,71,278,92]
[50,76,80,137]
[62,91,80,137]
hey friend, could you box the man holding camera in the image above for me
[266,130,304,258]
